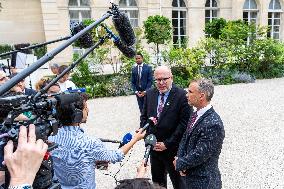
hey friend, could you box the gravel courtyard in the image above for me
[82,77,284,189]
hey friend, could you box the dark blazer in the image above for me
[140,84,192,151]
[176,107,225,189]
[24,87,37,96]
[131,64,153,92]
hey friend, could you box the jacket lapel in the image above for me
[158,86,177,121]
[188,107,214,136]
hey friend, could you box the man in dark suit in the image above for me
[173,78,225,189]
[9,73,36,95]
[140,66,192,189]
[131,52,153,113]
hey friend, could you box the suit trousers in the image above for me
[150,150,182,189]
[136,95,145,113]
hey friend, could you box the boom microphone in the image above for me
[70,22,94,48]
[101,24,136,58]
[143,134,157,166]
[114,40,136,58]
[112,11,136,46]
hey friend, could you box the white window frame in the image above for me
[205,0,219,23]
[119,0,139,28]
[172,0,187,47]
[268,0,283,40]
[243,0,258,24]
[69,0,91,24]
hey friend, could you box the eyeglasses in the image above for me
[155,77,171,83]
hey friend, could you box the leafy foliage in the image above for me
[204,18,227,39]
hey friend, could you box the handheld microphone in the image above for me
[112,11,136,46]
[141,117,157,131]
[118,132,132,148]
[143,134,157,166]
[70,22,94,48]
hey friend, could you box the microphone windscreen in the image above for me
[112,11,136,46]
[70,22,94,48]
[114,40,136,58]
[55,93,81,106]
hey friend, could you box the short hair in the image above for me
[192,78,214,101]
[57,93,88,125]
[136,52,143,58]
[115,178,155,189]
[50,63,59,68]
[58,65,69,75]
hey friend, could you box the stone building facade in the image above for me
[0,0,283,65]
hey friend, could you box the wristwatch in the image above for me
[8,185,32,189]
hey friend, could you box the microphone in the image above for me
[118,132,132,148]
[143,134,157,166]
[101,24,136,58]
[99,133,132,148]
[114,40,136,58]
[70,22,94,48]
[112,11,136,46]
[65,88,86,93]
[141,117,157,131]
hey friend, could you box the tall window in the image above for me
[172,0,187,47]
[119,0,139,27]
[243,0,258,24]
[268,0,282,40]
[205,0,218,23]
[69,0,91,24]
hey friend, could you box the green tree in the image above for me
[143,15,172,65]
[204,18,227,39]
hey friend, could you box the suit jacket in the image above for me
[140,85,192,152]
[131,63,153,92]
[176,107,225,189]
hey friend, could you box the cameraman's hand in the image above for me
[3,124,48,186]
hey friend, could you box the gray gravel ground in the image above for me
[82,78,284,189]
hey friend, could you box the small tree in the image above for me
[144,15,172,65]
[204,18,227,39]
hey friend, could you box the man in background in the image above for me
[131,52,153,113]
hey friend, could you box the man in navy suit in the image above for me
[131,53,153,113]
[140,66,192,189]
[174,78,225,189]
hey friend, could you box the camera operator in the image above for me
[2,124,48,189]
[48,93,146,189]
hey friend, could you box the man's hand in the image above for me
[153,142,167,151]
[140,91,146,97]
[3,124,48,186]
[173,157,187,176]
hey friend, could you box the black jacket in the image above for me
[176,107,225,189]
[140,84,192,152]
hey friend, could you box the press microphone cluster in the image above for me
[141,117,157,131]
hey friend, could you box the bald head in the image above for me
[154,66,173,93]
[154,66,172,76]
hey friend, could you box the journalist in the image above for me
[48,93,146,189]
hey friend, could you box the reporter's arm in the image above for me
[120,128,146,155]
